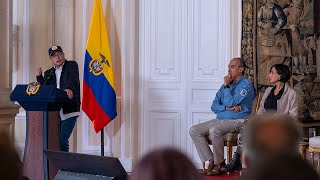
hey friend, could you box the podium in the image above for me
[10,84,69,180]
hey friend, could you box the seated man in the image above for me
[189,58,256,176]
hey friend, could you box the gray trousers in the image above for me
[189,119,244,163]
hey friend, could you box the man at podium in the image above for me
[36,45,81,152]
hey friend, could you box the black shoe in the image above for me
[220,152,242,173]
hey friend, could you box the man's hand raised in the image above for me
[224,74,233,87]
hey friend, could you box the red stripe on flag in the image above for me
[82,81,111,133]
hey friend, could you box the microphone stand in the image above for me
[43,69,55,85]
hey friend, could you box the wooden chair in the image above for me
[206,133,238,161]
[202,93,262,170]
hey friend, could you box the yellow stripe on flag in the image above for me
[86,0,114,88]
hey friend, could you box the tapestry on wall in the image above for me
[242,0,320,120]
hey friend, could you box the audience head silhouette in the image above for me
[241,113,318,179]
[130,147,202,180]
[0,130,23,179]
[241,153,318,180]
[244,113,302,161]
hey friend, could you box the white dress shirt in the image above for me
[55,63,80,121]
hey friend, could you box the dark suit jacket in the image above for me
[37,60,81,114]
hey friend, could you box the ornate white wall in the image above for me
[139,0,242,167]
[10,0,241,171]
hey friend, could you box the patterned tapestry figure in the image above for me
[283,0,315,74]
[257,0,287,47]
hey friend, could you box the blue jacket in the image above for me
[211,76,256,119]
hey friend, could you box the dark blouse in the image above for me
[264,85,285,111]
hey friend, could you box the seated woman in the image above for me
[221,64,298,173]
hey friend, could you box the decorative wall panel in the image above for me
[149,0,181,82]
[139,0,234,166]
[149,111,181,149]
[192,89,218,105]
[192,0,222,80]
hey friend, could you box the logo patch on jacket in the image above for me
[240,89,248,96]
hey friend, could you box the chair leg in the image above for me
[310,152,314,167]
[302,148,306,160]
[227,143,232,163]
[299,143,307,160]
[318,153,320,173]
[202,162,205,171]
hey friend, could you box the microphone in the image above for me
[43,68,55,85]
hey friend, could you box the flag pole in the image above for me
[82,0,117,157]
[101,128,104,156]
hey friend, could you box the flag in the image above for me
[82,0,117,133]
